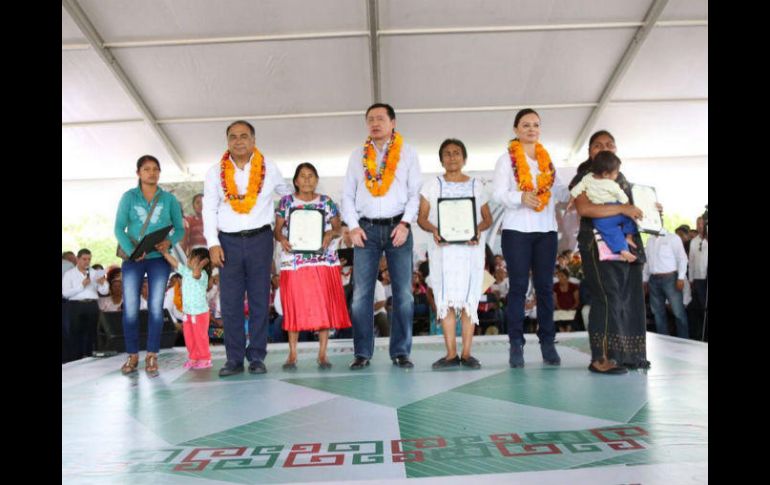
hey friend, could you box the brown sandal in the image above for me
[121,354,139,375]
[145,352,159,377]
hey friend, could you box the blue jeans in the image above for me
[501,230,558,346]
[219,230,273,366]
[122,257,171,354]
[648,273,689,338]
[351,221,413,359]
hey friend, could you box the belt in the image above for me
[71,299,97,303]
[651,271,677,277]
[220,224,271,237]
[360,214,404,226]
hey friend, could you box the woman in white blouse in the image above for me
[492,109,570,368]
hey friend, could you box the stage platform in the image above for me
[62,332,707,484]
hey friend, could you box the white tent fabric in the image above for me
[62,0,707,217]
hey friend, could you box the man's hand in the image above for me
[676,279,685,292]
[210,246,225,267]
[350,227,367,248]
[391,223,409,247]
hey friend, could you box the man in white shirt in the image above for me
[688,216,708,340]
[203,120,292,377]
[62,249,108,360]
[643,229,689,338]
[342,103,421,369]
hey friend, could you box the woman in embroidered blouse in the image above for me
[417,138,493,370]
[492,109,571,368]
[274,163,352,370]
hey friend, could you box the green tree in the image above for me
[62,215,121,267]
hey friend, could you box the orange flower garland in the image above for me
[362,131,403,197]
[508,139,555,212]
[173,279,183,312]
[220,147,266,214]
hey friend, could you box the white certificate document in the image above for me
[631,184,662,234]
[288,209,324,252]
[437,197,477,243]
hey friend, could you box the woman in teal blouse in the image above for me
[114,155,184,376]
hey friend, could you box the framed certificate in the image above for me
[631,184,662,234]
[288,208,325,252]
[437,197,477,243]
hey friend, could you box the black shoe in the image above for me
[349,356,370,370]
[248,361,267,374]
[431,356,461,370]
[218,363,244,377]
[317,359,332,370]
[392,355,414,368]
[282,361,297,371]
[460,355,482,369]
[588,363,628,375]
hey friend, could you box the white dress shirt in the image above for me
[341,140,421,230]
[203,153,292,248]
[492,151,570,233]
[688,235,708,281]
[62,267,108,300]
[643,230,689,282]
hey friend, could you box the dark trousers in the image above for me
[688,279,707,340]
[219,230,273,366]
[501,230,558,346]
[68,300,99,360]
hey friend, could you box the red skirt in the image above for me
[280,265,352,332]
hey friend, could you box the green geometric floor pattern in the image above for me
[62,333,708,484]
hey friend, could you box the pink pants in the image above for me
[183,312,211,361]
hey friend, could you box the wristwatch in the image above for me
[399,221,411,229]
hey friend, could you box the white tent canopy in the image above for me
[62,0,707,219]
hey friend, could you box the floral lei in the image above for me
[508,139,555,212]
[220,147,266,214]
[362,131,402,197]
